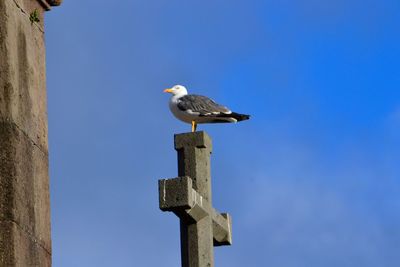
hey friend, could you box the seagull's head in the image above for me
[163,85,188,96]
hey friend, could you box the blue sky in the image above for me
[46,1,400,266]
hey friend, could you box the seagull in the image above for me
[164,85,250,132]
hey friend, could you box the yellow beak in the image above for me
[164,88,173,93]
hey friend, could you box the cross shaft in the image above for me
[159,132,232,267]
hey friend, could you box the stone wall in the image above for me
[0,0,60,265]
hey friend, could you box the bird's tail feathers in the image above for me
[230,112,250,122]
[205,112,251,123]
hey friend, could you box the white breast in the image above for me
[169,96,194,124]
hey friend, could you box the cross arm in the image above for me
[212,211,232,246]
[159,176,232,246]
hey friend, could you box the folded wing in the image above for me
[177,95,232,115]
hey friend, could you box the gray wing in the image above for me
[177,95,231,115]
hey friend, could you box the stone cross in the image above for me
[0,0,61,266]
[159,131,232,267]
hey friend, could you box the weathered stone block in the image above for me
[0,0,48,152]
[0,220,51,267]
[212,212,232,246]
[175,132,212,202]
[159,177,193,211]
[174,131,212,151]
[0,121,51,254]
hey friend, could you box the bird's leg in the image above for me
[191,121,197,132]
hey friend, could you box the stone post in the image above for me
[0,0,61,266]
[159,132,232,267]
